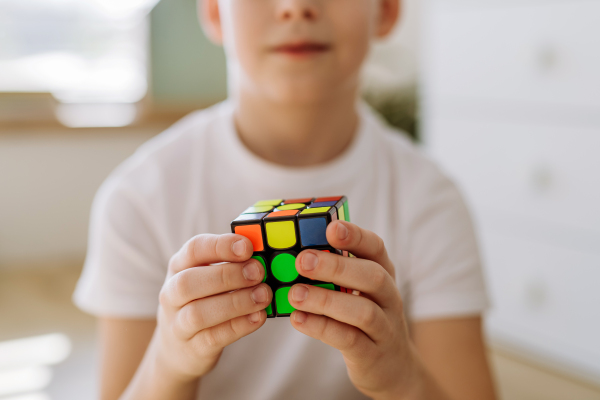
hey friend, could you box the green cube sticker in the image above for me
[271,253,298,283]
[275,287,295,314]
[343,201,350,222]
[251,255,267,283]
[314,283,335,291]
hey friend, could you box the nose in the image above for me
[277,0,318,22]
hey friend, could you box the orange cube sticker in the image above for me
[234,224,264,252]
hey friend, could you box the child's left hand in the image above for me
[289,220,422,400]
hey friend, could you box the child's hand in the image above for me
[153,233,272,382]
[289,221,421,400]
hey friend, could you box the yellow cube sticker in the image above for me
[254,199,283,207]
[338,204,346,221]
[266,221,296,249]
[300,207,331,215]
[275,203,305,211]
[244,206,273,214]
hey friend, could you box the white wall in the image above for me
[421,0,600,384]
[0,128,161,269]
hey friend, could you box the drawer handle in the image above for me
[530,165,554,194]
[536,44,558,73]
[524,279,547,310]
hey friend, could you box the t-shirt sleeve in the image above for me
[73,175,169,318]
[403,159,490,321]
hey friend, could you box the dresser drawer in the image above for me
[426,118,600,234]
[425,1,600,110]
[480,230,600,381]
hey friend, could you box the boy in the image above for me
[74,0,497,399]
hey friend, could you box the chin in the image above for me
[271,89,329,105]
[265,77,346,106]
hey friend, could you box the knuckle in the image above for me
[202,328,219,350]
[167,251,179,273]
[182,303,204,332]
[158,284,170,306]
[371,266,388,292]
[230,291,246,315]
[317,315,331,339]
[216,234,233,259]
[358,303,378,328]
[355,228,367,249]
[376,236,387,258]
[189,234,217,264]
[179,237,196,266]
[226,318,241,340]
[190,235,207,262]
[220,264,231,289]
[341,328,360,350]
[333,255,347,280]
[206,320,240,351]
[173,270,192,301]
[321,288,335,314]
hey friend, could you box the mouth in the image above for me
[271,41,331,57]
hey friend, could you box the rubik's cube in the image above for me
[231,196,351,318]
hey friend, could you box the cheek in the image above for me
[225,0,269,71]
[329,2,375,77]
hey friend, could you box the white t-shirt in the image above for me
[74,99,488,400]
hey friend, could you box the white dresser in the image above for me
[421,0,600,384]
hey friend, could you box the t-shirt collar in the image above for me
[217,99,376,192]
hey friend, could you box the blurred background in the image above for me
[0,0,598,399]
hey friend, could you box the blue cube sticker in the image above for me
[299,217,328,246]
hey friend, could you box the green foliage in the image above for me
[362,87,419,142]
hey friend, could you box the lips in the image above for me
[272,42,331,55]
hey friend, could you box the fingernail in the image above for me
[248,311,261,323]
[292,285,308,302]
[302,253,318,271]
[251,286,268,303]
[336,223,349,240]
[232,240,246,256]
[294,311,307,324]
[242,261,260,281]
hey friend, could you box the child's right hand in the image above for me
[151,233,272,382]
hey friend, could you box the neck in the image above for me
[232,87,360,167]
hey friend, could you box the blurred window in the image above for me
[0,0,158,104]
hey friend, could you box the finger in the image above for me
[289,311,375,360]
[192,310,267,354]
[296,250,401,309]
[168,233,254,275]
[175,283,272,339]
[160,258,265,308]
[326,221,395,278]
[288,284,392,343]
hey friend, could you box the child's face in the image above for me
[201,0,399,104]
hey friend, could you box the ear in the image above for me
[198,0,224,45]
[375,0,401,39]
